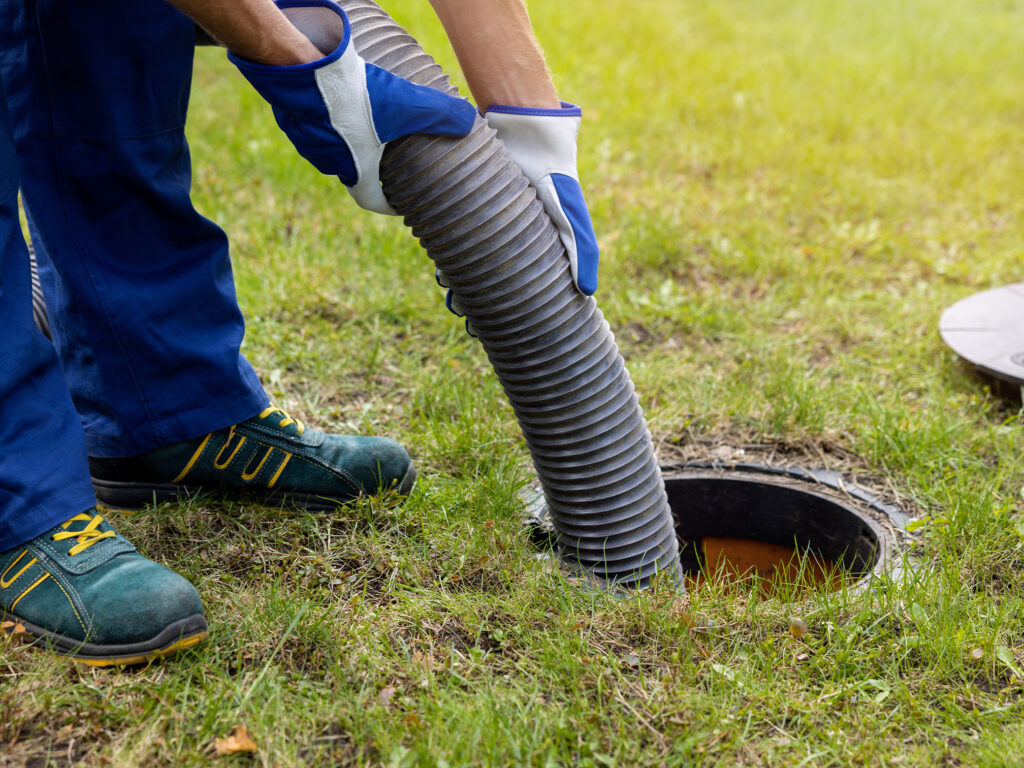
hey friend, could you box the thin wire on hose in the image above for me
[28,240,51,339]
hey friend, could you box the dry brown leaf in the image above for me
[2,620,29,638]
[411,650,439,671]
[214,724,258,756]
[671,599,695,628]
[535,559,560,577]
[378,686,398,706]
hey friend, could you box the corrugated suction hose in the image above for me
[338,0,683,589]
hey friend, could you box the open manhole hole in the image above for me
[526,463,905,593]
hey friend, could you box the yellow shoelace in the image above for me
[52,512,117,556]
[258,404,305,435]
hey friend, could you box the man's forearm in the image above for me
[427,0,560,110]
[169,0,559,109]
[168,0,321,65]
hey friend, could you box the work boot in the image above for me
[0,509,207,666]
[90,405,417,512]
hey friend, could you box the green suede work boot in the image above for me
[89,405,417,512]
[0,510,207,666]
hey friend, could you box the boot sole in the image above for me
[1,612,208,667]
[92,464,418,513]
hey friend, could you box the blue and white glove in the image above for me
[229,0,477,215]
[485,102,600,295]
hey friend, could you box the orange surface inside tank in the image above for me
[688,536,848,593]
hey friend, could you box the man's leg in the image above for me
[0,0,267,458]
[0,0,413,511]
[0,85,94,551]
[0,80,206,665]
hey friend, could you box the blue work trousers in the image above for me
[0,0,269,548]
[0,81,96,550]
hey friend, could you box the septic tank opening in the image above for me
[526,463,902,592]
[664,468,892,593]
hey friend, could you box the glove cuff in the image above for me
[228,0,362,184]
[484,102,582,185]
[485,101,582,118]
[228,0,351,73]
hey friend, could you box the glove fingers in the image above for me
[351,66,475,213]
[550,173,599,296]
[437,269,464,314]
[437,269,465,315]
[535,175,600,296]
[437,270,474,336]
[347,167,395,214]
[365,65,478,143]
[444,289,466,317]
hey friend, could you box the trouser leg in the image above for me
[0,0,268,459]
[0,79,96,552]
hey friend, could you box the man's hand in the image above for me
[486,102,600,295]
[229,0,477,214]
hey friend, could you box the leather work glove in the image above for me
[229,0,477,215]
[485,102,600,296]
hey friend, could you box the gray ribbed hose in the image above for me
[338,0,683,589]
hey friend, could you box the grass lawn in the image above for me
[4,0,1024,765]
